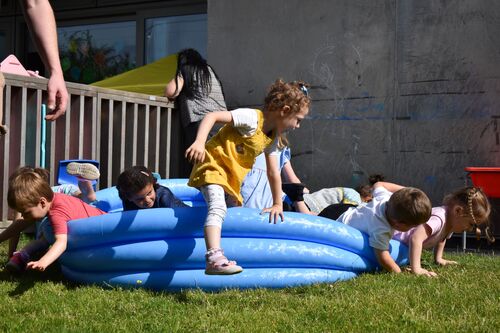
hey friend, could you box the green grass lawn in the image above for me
[0,239,498,332]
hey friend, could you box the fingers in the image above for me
[46,85,57,111]
[45,73,68,121]
[408,267,438,277]
[26,262,38,270]
[420,269,437,277]
[268,211,274,224]
[196,151,205,163]
[45,107,64,121]
[45,92,67,121]
[419,268,437,277]
[57,91,68,114]
[437,259,458,266]
[185,148,205,163]
[267,210,284,224]
[26,261,45,271]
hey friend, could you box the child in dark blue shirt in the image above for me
[116,166,187,211]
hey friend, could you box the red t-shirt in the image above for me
[48,193,106,235]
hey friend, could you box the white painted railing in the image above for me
[0,72,174,222]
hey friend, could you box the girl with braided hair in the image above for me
[393,186,493,277]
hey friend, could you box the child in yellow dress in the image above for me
[186,79,311,275]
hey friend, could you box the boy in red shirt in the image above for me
[6,167,105,272]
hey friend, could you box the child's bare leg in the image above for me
[78,180,96,203]
[204,226,221,250]
[200,184,242,275]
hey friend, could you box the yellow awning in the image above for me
[91,54,177,96]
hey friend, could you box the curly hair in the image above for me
[264,79,311,114]
[264,79,311,148]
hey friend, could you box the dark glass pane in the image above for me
[145,14,207,64]
[58,21,136,84]
[0,30,6,60]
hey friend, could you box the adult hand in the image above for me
[44,71,68,120]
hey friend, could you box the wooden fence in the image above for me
[0,72,175,222]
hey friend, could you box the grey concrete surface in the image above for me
[208,0,500,209]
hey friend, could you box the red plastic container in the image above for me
[465,167,500,198]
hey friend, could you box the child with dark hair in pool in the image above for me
[116,166,188,211]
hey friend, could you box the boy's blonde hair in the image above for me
[443,186,494,242]
[386,187,432,227]
[8,166,50,184]
[264,79,311,149]
[7,168,54,210]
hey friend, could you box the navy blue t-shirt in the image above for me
[122,185,188,211]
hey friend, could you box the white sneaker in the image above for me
[66,162,100,180]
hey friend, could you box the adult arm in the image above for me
[26,233,67,271]
[408,224,437,277]
[21,0,68,120]
[164,75,184,100]
[185,111,232,163]
[374,248,401,273]
[261,153,284,224]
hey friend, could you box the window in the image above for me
[57,21,136,84]
[145,14,207,64]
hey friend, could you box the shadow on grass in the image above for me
[0,263,80,297]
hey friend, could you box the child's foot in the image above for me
[205,248,243,275]
[66,162,100,180]
[5,251,29,273]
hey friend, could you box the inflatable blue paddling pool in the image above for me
[59,179,409,291]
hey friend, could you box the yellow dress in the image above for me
[188,109,274,205]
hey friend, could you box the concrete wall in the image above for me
[208,0,500,204]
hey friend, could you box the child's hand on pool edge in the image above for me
[261,204,284,224]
